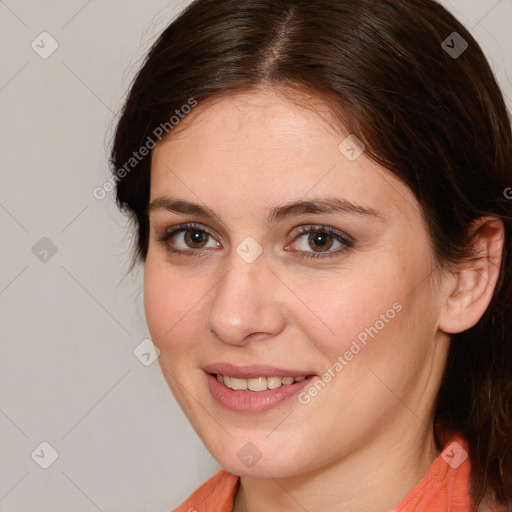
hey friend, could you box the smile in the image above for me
[204,363,317,412]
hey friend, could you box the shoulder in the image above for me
[170,469,239,512]
[393,436,511,512]
[393,436,471,512]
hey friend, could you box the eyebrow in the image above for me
[147,196,385,225]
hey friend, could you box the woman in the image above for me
[110,0,512,510]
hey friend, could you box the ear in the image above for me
[438,217,505,334]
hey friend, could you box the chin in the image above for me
[210,447,312,479]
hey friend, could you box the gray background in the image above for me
[0,1,510,511]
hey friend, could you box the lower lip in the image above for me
[206,372,315,412]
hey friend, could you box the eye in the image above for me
[286,225,353,260]
[157,223,220,255]
[156,223,353,260]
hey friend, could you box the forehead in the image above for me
[149,90,421,226]
[158,89,341,159]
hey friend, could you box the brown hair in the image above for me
[110,0,512,508]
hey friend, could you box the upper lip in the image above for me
[203,362,316,379]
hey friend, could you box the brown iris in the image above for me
[309,231,334,252]
[184,229,209,248]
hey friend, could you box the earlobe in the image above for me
[438,217,505,334]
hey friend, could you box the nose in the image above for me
[203,250,286,346]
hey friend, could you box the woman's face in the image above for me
[144,89,451,478]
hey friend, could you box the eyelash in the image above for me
[156,222,354,260]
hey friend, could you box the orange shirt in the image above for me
[170,437,489,512]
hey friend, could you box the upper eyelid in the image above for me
[167,222,218,238]
[294,224,351,237]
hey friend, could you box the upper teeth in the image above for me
[216,374,306,391]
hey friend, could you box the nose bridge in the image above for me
[204,250,285,344]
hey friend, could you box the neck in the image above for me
[233,426,440,512]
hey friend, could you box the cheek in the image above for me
[143,259,202,350]
[309,266,437,410]
[296,264,406,358]
[298,253,434,393]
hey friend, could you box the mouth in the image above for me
[204,363,317,412]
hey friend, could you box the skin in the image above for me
[143,88,504,512]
